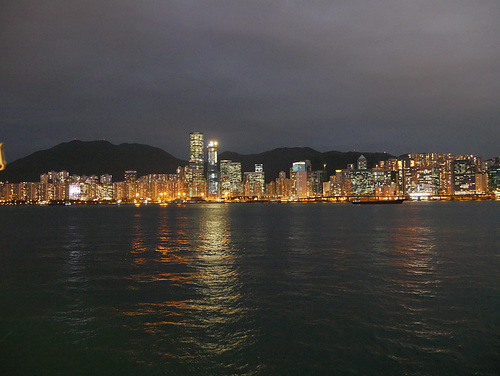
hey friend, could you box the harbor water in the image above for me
[0,202,498,375]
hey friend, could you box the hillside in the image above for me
[0,140,187,183]
[219,148,394,182]
[0,140,395,183]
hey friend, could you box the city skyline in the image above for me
[1,132,499,203]
[2,1,500,161]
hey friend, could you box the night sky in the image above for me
[2,1,499,161]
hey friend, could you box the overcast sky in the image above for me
[2,0,499,161]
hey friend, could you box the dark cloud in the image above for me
[1,0,499,161]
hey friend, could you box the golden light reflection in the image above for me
[131,212,146,255]
[379,212,447,349]
[124,205,252,363]
[390,224,438,286]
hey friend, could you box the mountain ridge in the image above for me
[0,140,188,183]
[0,140,395,183]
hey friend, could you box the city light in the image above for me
[0,135,499,204]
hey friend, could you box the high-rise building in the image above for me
[228,162,242,197]
[244,164,265,198]
[219,159,242,198]
[207,140,219,198]
[452,159,477,194]
[309,170,323,196]
[292,161,308,199]
[220,160,231,198]
[329,172,343,196]
[275,171,289,198]
[372,168,396,196]
[124,170,137,201]
[189,132,205,197]
[488,166,500,192]
[350,170,374,195]
[189,132,204,171]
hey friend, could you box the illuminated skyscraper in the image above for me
[189,132,204,171]
[220,159,243,198]
[220,160,231,198]
[229,162,242,197]
[124,170,137,201]
[244,164,265,198]
[349,169,374,195]
[452,159,477,194]
[189,132,205,197]
[207,140,219,198]
[292,161,308,199]
[488,165,500,192]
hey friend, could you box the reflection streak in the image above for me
[374,212,457,367]
[125,205,252,370]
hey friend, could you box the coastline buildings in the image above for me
[1,135,499,203]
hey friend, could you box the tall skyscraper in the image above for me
[189,132,204,171]
[219,159,242,198]
[207,140,219,198]
[220,160,232,198]
[124,170,137,201]
[292,161,308,199]
[189,132,205,197]
[229,161,242,197]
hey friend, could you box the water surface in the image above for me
[0,202,499,375]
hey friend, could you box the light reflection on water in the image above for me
[55,212,96,342]
[0,202,498,375]
[372,212,454,368]
[124,205,252,368]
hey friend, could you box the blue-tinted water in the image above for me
[0,202,499,375]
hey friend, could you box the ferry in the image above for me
[352,198,405,205]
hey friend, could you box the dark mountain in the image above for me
[220,148,395,182]
[0,140,395,183]
[0,140,187,183]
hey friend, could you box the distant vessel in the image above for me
[352,198,405,205]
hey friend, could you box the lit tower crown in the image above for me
[189,132,204,171]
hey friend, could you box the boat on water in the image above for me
[352,198,405,205]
